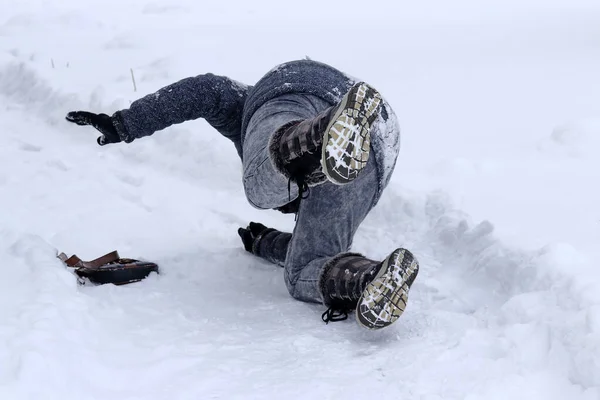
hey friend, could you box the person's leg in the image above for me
[242,94,331,209]
[283,155,379,303]
[280,99,419,329]
[243,82,383,211]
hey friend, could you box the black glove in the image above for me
[238,222,272,253]
[66,111,121,146]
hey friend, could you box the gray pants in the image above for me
[241,94,380,304]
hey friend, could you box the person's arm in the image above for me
[238,222,291,267]
[66,74,249,152]
[114,74,249,143]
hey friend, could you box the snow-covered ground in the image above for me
[1,0,599,399]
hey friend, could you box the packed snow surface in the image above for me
[1,0,599,399]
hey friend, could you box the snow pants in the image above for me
[240,94,383,304]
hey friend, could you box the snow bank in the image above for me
[1,0,599,399]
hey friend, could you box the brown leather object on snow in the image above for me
[57,250,158,285]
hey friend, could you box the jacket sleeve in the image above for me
[112,73,249,149]
[252,229,292,267]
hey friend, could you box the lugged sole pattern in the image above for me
[322,82,382,185]
[356,248,419,330]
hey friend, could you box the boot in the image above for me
[318,248,419,330]
[269,82,383,190]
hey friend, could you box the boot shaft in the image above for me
[277,106,334,164]
[268,106,335,188]
[319,252,382,308]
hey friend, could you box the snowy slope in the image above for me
[1,0,599,399]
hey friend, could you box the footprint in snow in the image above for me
[18,142,42,152]
[115,171,145,187]
[46,159,70,172]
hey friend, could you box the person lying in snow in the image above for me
[65,59,419,330]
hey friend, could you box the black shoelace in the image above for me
[287,176,311,221]
[321,307,349,324]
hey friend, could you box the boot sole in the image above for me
[356,248,419,330]
[321,82,383,185]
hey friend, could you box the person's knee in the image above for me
[242,175,268,210]
[283,263,323,304]
[284,268,300,298]
[242,171,258,205]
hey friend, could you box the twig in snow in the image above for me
[130,68,137,92]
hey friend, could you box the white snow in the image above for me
[1,0,599,399]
